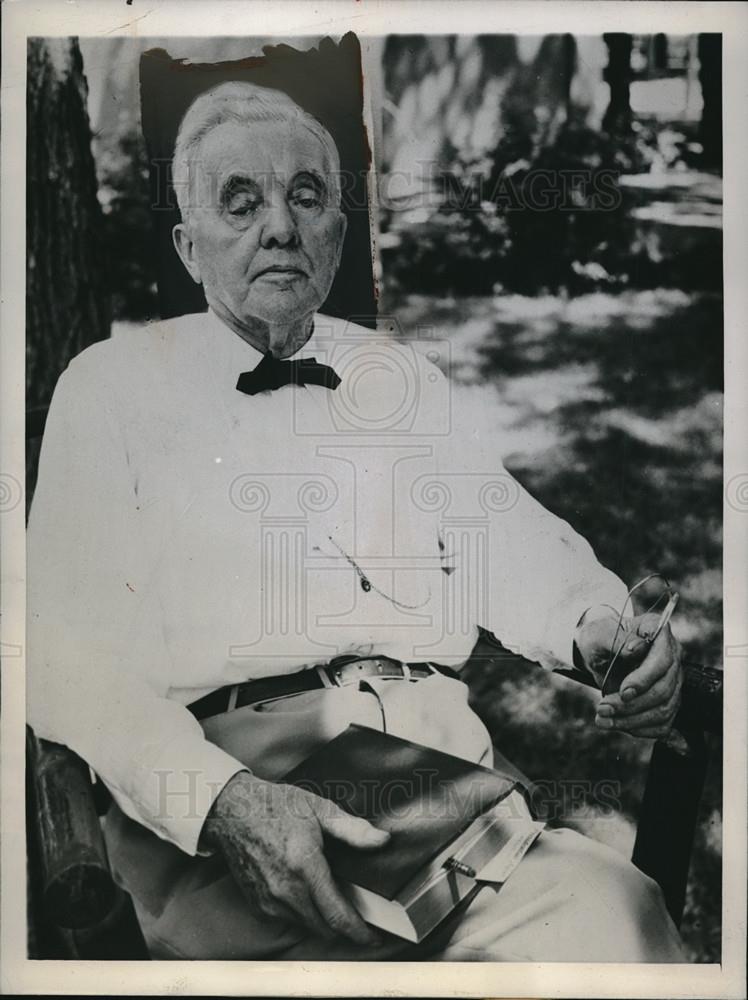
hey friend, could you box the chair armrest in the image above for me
[27,728,117,930]
[674,661,723,736]
[631,663,721,926]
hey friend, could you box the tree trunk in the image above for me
[26,37,110,502]
[602,33,633,134]
[698,34,722,170]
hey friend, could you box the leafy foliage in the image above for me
[381,114,721,298]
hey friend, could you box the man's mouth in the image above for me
[255,264,307,279]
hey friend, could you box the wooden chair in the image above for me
[26,729,148,959]
[632,662,722,923]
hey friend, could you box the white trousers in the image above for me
[105,672,686,962]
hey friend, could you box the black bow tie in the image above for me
[236,352,342,396]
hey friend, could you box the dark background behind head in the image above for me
[139,34,376,326]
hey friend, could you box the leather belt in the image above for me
[187,655,460,722]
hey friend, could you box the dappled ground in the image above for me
[383,286,723,962]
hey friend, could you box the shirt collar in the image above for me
[203,306,325,388]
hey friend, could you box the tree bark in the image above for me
[698,34,722,170]
[26,37,110,501]
[26,39,110,411]
[602,34,633,135]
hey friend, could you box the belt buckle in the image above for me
[326,656,407,687]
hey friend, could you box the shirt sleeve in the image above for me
[27,349,246,856]
[438,383,629,671]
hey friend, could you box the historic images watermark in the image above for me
[151,766,622,825]
[223,319,523,663]
[150,161,623,215]
[0,473,22,513]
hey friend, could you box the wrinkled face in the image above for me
[177,120,347,327]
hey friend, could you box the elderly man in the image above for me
[28,81,685,962]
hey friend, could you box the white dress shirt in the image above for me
[27,309,628,854]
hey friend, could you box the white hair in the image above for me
[172,81,342,222]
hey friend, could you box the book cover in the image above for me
[283,724,544,941]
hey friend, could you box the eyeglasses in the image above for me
[600,573,679,696]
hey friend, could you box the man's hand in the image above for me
[201,770,389,945]
[576,611,683,739]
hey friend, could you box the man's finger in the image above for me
[280,885,336,940]
[600,662,678,717]
[309,857,380,945]
[315,799,390,850]
[617,628,674,702]
[597,699,676,733]
[620,726,665,740]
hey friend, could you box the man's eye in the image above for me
[290,187,323,209]
[225,192,261,216]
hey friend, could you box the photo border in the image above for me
[2,1,746,996]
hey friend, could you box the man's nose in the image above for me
[259,194,299,248]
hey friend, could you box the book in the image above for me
[283,724,544,942]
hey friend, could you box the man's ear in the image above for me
[172,223,202,285]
